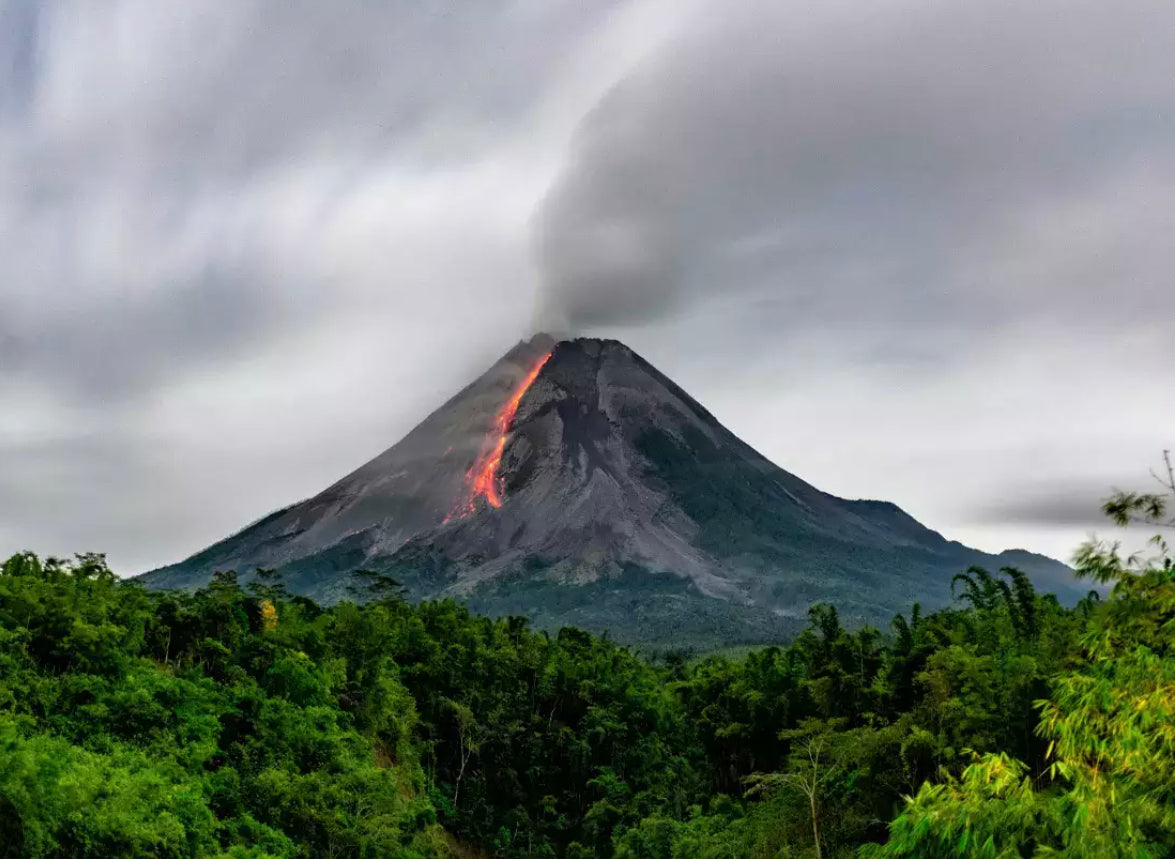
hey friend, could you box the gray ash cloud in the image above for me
[533,0,1175,336]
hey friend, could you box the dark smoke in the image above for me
[531,0,1175,333]
[532,82,687,332]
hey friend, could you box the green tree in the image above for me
[864,453,1175,858]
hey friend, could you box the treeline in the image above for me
[0,482,1172,857]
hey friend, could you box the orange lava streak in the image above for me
[453,351,552,517]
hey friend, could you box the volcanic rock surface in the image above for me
[141,335,1079,646]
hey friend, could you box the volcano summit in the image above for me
[142,335,1077,646]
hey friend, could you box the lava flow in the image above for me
[447,351,552,520]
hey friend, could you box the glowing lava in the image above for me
[447,351,552,520]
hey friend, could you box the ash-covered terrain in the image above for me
[140,336,1079,646]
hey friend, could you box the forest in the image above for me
[0,479,1171,858]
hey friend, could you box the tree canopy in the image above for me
[1,455,1172,858]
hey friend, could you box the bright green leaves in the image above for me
[863,457,1175,859]
[0,554,441,858]
[0,715,222,858]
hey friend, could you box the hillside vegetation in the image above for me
[0,469,1172,858]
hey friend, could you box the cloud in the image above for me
[0,0,38,120]
[0,0,620,402]
[975,488,1116,529]
[534,0,1175,338]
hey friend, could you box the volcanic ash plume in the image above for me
[532,165,683,333]
[530,4,767,334]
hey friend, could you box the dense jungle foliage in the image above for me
[0,462,1172,858]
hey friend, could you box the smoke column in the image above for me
[531,0,1175,336]
[531,3,788,334]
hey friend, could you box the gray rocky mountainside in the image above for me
[140,335,1081,646]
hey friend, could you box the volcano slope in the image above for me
[141,335,1079,647]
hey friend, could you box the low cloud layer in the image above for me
[1,0,1172,572]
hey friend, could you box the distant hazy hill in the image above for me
[140,336,1079,646]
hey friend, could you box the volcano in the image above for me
[141,335,1077,646]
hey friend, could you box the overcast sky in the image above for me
[2,0,1172,574]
